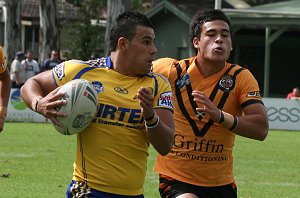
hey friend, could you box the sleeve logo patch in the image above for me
[54,63,65,81]
[246,90,261,97]
[158,92,173,109]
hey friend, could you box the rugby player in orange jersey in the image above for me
[152,9,269,198]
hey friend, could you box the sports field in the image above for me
[0,122,299,197]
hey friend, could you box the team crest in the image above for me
[54,63,65,80]
[92,81,104,93]
[219,74,234,92]
[176,74,190,89]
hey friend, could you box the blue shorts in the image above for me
[66,180,144,198]
[159,174,237,198]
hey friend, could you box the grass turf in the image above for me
[0,122,299,197]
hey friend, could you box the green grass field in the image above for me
[0,122,299,197]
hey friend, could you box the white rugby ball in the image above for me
[53,79,98,135]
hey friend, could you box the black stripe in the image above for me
[175,62,202,136]
[154,76,158,97]
[241,99,264,109]
[198,66,244,136]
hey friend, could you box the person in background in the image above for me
[286,87,300,100]
[22,50,40,80]
[20,11,174,197]
[10,51,26,88]
[40,49,61,72]
[0,46,11,132]
[152,9,269,198]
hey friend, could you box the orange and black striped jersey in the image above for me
[0,46,8,77]
[152,57,263,187]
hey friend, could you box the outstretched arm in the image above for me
[192,90,269,141]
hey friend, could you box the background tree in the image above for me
[4,0,22,65]
[63,0,106,60]
[39,0,60,64]
[104,0,130,56]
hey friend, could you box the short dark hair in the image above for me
[190,9,232,54]
[109,11,154,52]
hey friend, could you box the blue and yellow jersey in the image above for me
[0,46,8,77]
[52,57,173,195]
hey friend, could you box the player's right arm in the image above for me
[20,69,67,126]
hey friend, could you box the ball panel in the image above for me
[53,79,98,135]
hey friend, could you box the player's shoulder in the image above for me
[150,72,171,85]
[153,57,178,68]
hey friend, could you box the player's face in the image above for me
[126,25,157,75]
[194,20,232,63]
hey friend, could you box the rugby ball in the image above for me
[53,79,98,135]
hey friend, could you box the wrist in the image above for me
[218,110,238,131]
[145,111,157,125]
[0,107,7,119]
[145,116,159,129]
[31,96,43,112]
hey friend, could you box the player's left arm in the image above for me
[233,102,268,140]
[137,86,174,156]
[0,69,11,132]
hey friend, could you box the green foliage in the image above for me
[1,123,299,197]
[63,0,106,60]
[63,22,105,60]
[62,0,153,60]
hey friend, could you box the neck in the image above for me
[196,58,225,78]
[110,52,133,76]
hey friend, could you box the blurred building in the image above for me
[146,0,300,97]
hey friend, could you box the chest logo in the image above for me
[114,87,128,94]
[219,74,234,92]
[176,73,190,89]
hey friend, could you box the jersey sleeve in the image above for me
[153,74,174,112]
[52,60,90,87]
[152,58,179,85]
[237,68,263,107]
[0,46,8,77]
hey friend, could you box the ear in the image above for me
[193,37,199,49]
[118,37,129,52]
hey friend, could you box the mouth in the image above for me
[213,46,224,53]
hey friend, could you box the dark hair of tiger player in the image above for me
[190,9,232,54]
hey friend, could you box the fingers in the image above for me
[137,87,155,118]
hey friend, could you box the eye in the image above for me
[143,40,151,45]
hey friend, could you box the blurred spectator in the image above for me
[10,51,26,88]
[287,87,300,100]
[22,50,40,80]
[40,50,62,72]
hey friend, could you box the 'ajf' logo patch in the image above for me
[218,74,235,92]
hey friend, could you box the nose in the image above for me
[215,34,223,43]
[150,43,157,55]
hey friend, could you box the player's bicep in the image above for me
[32,70,57,95]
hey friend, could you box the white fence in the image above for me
[5,89,300,131]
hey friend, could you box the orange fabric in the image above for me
[0,46,8,76]
[152,57,262,186]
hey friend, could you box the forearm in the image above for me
[218,110,269,141]
[146,111,174,156]
[232,113,269,140]
[20,78,45,111]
